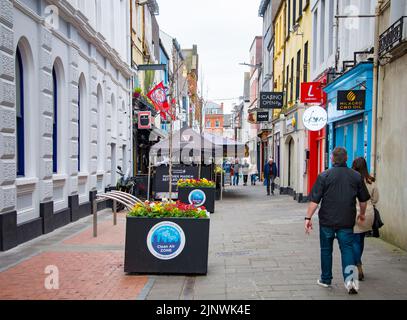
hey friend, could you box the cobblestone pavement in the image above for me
[144,185,407,300]
[1,185,406,300]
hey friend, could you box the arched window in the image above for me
[111,94,117,137]
[97,85,104,171]
[78,74,87,174]
[16,47,25,176]
[78,87,81,172]
[52,67,58,173]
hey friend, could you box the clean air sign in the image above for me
[147,222,186,260]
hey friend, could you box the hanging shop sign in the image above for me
[260,92,284,109]
[302,106,328,131]
[301,82,323,104]
[337,90,366,110]
[257,111,269,122]
[285,113,297,134]
[138,111,151,129]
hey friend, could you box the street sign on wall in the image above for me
[138,111,152,129]
[337,90,366,110]
[257,111,269,122]
[301,82,323,104]
[259,92,284,109]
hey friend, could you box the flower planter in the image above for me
[124,216,210,274]
[178,187,216,213]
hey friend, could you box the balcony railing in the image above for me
[379,16,406,57]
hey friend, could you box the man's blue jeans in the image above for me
[234,173,239,185]
[319,226,356,284]
[353,232,366,266]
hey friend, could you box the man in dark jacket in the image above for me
[305,147,370,294]
[264,158,278,195]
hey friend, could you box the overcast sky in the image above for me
[157,0,262,113]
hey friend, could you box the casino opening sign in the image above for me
[337,90,366,111]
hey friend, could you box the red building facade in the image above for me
[307,73,328,193]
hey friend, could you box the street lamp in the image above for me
[239,62,262,70]
[239,61,263,180]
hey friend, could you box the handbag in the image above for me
[372,206,384,238]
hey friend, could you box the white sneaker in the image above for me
[352,279,360,291]
[345,281,358,294]
[317,279,331,288]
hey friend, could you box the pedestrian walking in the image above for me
[230,165,234,186]
[305,147,371,294]
[250,165,258,185]
[242,160,250,186]
[264,158,277,195]
[352,157,379,281]
[233,159,240,186]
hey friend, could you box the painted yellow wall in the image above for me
[273,1,286,118]
[284,0,312,109]
[131,1,146,90]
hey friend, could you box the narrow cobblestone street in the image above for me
[1,185,406,300]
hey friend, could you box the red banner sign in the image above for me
[301,82,323,104]
[147,82,170,113]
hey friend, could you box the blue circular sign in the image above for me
[188,189,206,207]
[147,222,186,260]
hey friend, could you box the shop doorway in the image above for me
[287,137,295,188]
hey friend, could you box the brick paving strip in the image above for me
[1,186,407,300]
[0,211,147,300]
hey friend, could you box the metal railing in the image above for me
[92,191,144,237]
[379,16,406,57]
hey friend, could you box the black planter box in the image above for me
[124,217,210,274]
[178,187,216,213]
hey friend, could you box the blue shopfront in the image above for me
[324,62,373,169]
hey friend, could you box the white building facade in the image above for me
[311,0,375,81]
[0,0,133,250]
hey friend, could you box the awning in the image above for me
[203,132,245,158]
[150,126,222,165]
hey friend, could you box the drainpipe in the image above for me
[334,0,340,71]
[371,0,384,176]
